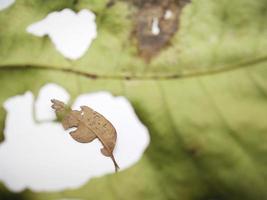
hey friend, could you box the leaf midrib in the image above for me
[0,55,267,80]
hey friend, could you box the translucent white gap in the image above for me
[151,17,160,35]
[0,84,150,192]
[164,10,173,19]
[27,9,97,60]
[0,0,15,11]
[35,83,70,121]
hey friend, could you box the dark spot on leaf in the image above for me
[0,107,6,143]
[85,74,98,79]
[185,144,202,156]
[125,76,132,80]
[106,0,116,8]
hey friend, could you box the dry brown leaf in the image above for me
[51,99,119,172]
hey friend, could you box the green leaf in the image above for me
[0,0,267,199]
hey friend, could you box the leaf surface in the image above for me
[0,0,267,199]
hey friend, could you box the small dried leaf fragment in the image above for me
[51,99,119,172]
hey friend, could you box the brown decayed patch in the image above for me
[132,0,191,61]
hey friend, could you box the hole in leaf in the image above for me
[0,84,150,192]
[26,9,97,60]
[164,10,173,19]
[35,83,70,122]
[0,0,15,11]
[151,17,160,35]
